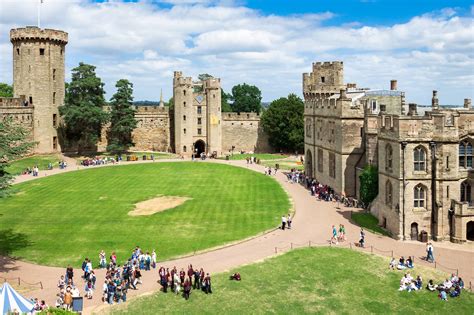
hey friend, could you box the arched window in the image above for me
[183,145,187,152]
[459,141,473,168]
[461,181,471,203]
[414,185,426,208]
[385,180,392,207]
[385,144,393,171]
[413,146,426,171]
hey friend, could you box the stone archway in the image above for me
[467,221,474,241]
[410,222,419,241]
[194,139,206,158]
[305,150,313,178]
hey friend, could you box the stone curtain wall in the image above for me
[222,112,271,154]
[0,97,34,143]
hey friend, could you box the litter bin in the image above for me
[143,155,147,161]
[420,230,428,243]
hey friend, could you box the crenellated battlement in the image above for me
[135,105,169,114]
[223,112,261,121]
[203,78,221,89]
[0,96,30,108]
[10,27,68,44]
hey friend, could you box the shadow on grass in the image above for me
[0,229,32,273]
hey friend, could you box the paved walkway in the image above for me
[1,158,473,314]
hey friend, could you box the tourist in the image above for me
[107,281,116,304]
[174,271,181,294]
[110,252,117,267]
[415,275,423,290]
[55,293,64,309]
[102,280,109,303]
[145,252,151,271]
[183,277,192,300]
[359,228,365,248]
[151,250,157,269]
[406,256,414,269]
[331,225,338,244]
[203,273,212,294]
[458,277,465,289]
[65,265,74,285]
[287,214,292,229]
[427,279,438,291]
[64,287,73,310]
[397,256,406,270]
[281,215,287,230]
[441,278,453,290]
[85,280,94,299]
[439,289,448,301]
[99,250,107,269]
[338,224,346,242]
[389,258,397,270]
[450,285,462,298]
[193,269,201,289]
[57,275,65,290]
[187,264,194,286]
[230,273,241,281]
[180,268,186,285]
[426,242,434,262]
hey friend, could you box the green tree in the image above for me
[230,83,262,114]
[0,117,35,197]
[359,165,378,207]
[107,79,137,153]
[221,89,232,112]
[261,94,304,153]
[60,63,109,152]
[166,97,174,111]
[0,83,13,97]
[198,73,213,81]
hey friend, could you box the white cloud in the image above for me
[0,0,472,105]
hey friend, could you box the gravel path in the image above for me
[1,157,473,314]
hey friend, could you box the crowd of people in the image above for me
[398,271,465,300]
[157,264,213,300]
[81,156,118,166]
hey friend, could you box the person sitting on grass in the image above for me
[389,258,397,270]
[450,285,462,298]
[439,289,448,301]
[458,277,464,289]
[440,278,453,291]
[397,257,406,270]
[427,279,438,291]
[450,273,459,285]
[415,275,423,290]
[406,256,414,269]
[230,273,241,281]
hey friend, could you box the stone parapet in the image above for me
[10,27,68,44]
[222,112,260,121]
[0,96,29,107]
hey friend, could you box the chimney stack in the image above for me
[339,89,348,100]
[464,98,471,109]
[390,80,397,91]
[408,103,418,116]
[432,90,439,109]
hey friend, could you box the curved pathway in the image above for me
[1,157,473,314]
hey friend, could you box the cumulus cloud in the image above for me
[0,0,472,105]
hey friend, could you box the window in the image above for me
[459,141,473,168]
[16,48,19,55]
[53,137,58,150]
[414,185,426,208]
[53,114,57,127]
[53,92,56,104]
[39,48,45,55]
[183,115,186,121]
[213,94,216,98]
[371,100,377,113]
[183,101,186,107]
[447,185,450,199]
[413,146,426,171]
[385,180,393,207]
[461,181,471,203]
[380,104,386,112]
[305,119,312,137]
[197,106,202,114]
[321,76,325,83]
[197,117,202,125]
[183,90,186,96]
[183,128,186,134]
[60,48,63,55]
[53,69,56,81]
[329,153,336,178]
[318,149,323,173]
[446,156,450,170]
[197,128,202,135]
[183,145,187,152]
[385,144,393,171]
[29,96,33,104]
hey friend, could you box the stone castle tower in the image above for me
[173,72,222,156]
[11,27,68,153]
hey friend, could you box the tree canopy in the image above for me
[60,63,109,152]
[107,79,137,153]
[0,83,13,97]
[261,94,304,153]
[230,83,262,114]
[359,165,378,207]
[0,117,35,197]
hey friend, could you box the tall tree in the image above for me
[261,94,304,153]
[0,83,13,97]
[221,89,232,112]
[60,63,108,152]
[0,117,35,197]
[107,79,137,153]
[230,83,262,114]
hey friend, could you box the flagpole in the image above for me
[37,0,41,28]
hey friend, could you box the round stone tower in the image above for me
[10,26,68,153]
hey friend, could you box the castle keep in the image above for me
[304,61,474,243]
[1,27,269,157]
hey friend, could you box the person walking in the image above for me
[331,225,338,244]
[426,242,435,262]
[359,228,365,248]
[287,214,292,229]
[281,215,287,230]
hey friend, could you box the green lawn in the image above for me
[352,212,391,236]
[111,247,474,314]
[223,153,289,161]
[0,162,289,267]
[7,154,61,175]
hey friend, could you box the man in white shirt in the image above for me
[281,215,287,230]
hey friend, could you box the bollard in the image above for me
[275,247,277,254]
[456,269,459,276]
[391,250,394,258]
[40,281,43,289]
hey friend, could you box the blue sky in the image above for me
[0,0,473,104]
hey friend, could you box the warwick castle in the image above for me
[1,27,473,244]
[0,27,269,158]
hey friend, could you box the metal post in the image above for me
[291,243,293,249]
[371,246,373,254]
[18,277,20,286]
[391,250,394,258]
[274,247,277,254]
[40,281,43,289]
[350,243,352,249]
[309,241,311,247]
